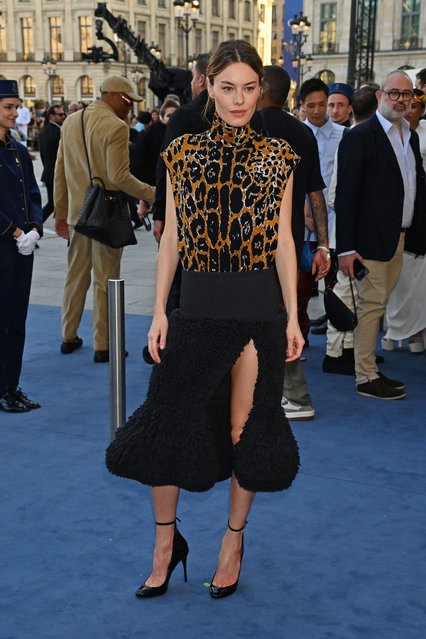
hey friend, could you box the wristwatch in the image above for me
[316,246,331,260]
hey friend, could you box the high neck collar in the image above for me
[209,113,253,146]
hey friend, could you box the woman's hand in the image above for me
[285,317,305,362]
[148,312,169,364]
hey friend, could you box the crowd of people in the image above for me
[0,48,425,599]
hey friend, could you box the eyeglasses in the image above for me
[382,90,414,101]
[55,112,66,117]
[119,94,132,105]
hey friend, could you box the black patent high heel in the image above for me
[209,520,247,599]
[135,519,189,598]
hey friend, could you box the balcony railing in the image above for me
[16,52,35,62]
[312,42,339,54]
[394,36,423,50]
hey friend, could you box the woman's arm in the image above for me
[148,171,179,363]
[275,173,304,362]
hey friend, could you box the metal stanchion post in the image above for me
[108,279,126,438]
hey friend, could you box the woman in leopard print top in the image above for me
[107,40,303,600]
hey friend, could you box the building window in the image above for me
[212,0,220,17]
[399,0,421,49]
[158,0,167,7]
[137,21,147,40]
[212,30,220,51]
[0,14,6,61]
[52,75,64,97]
[244,1,251,22]
[259,4,265,23]
[23,75,36,97]
[49,17,63,60]
[137,0,147,4]
[319,3,337,53]
[158,23,166,59]
[195,28,203,55]
[272,4,277,23]
[229,31,236,41]
[243,34,251,43]
[229,0,236,19]
[80,75,94,97]
[177,29,184,65]
[21,17,34,62]
[79,16,93,54]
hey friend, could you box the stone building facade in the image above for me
[302,0,426,85]
[0,0,263,107]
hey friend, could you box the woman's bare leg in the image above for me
[212,341,258,587]
[144,485,180,587]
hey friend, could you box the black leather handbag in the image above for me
[74,110,137,249]
[324,278,358,332]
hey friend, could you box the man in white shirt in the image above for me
[335,71,426,399]
[15,99,31,145]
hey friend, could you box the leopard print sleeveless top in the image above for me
[162,114,299,272]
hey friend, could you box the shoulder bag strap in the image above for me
[81,109,93,183]
[349,278,358,321]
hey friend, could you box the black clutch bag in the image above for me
[74,110,137,249]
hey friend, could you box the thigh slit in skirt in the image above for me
[106,268,300,493]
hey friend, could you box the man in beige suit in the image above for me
[54,76,155,362]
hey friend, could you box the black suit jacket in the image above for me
[335,113,426,259]
[39,122,61,184]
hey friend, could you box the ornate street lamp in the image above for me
[131,67,145,96]
[41,57,57,103]
[173,0,200,67]
[282,11,312,87]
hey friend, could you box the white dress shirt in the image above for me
[304,115,345,247]
[376,109,416,229]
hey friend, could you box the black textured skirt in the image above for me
[106,269,300,492]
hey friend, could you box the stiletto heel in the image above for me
[135,519,189,598]
[209,520,247,599]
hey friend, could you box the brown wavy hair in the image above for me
[204,40,263,115]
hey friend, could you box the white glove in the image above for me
[15,230,40,256]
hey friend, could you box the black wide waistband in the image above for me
[180,268,281,319]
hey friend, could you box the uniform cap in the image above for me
[328,82,353,103]
[99,75,143,101]
[0,80,20,99]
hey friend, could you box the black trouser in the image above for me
[0,239,34,395]
[42,179,54,222]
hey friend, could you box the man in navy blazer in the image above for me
[335,70,426,400]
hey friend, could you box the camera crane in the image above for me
[83,2,192,103]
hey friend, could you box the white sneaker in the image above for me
[281,397,315,421]
[381,337,395,351]
[408,336,424,354]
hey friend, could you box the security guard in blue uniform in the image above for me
[0,80,43,412]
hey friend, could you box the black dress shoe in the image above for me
[94,349,129,363]
[0,391,30,413]
[9,387,41,409]
[61,337,83,354]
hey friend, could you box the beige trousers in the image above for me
[354,233,405,384]
[61,226,123,351]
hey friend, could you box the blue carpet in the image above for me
[1,305,425,639]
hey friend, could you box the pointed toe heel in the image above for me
[209,521,246,600]
[135,519,189,599]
